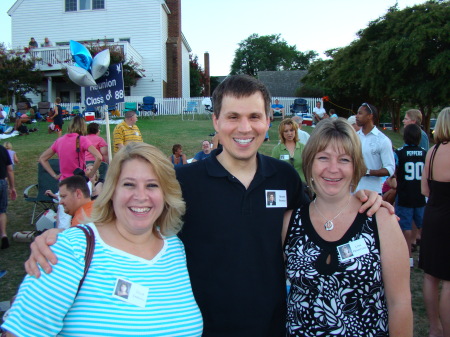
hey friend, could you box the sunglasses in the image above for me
[289,157,294,166]
[361,103,373,114]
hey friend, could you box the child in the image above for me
[3,142,19,169]
[394,123,427,268]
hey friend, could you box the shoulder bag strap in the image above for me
[75,225,95,296]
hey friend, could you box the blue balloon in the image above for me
[70,40,93,71]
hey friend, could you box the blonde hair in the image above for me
[68,115,87,135]
[406,109,423,125]
[85,163,99,183]
[3,142,12,150]
[91,142,186,236]
[302,118,366,193]
[434,107,450,143]
[278,118,299,144]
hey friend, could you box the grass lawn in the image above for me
[0,115,427,335]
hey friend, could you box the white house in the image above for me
[7,0,191,104]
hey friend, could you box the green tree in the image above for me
[86,41,144,87]
[230,34,317,76]
[303,1,450,131]
[0,43,43,104]
[189,54,206,97]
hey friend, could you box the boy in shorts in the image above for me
[394,124,426,267]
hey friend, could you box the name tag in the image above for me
[337,238,370,262]
[280,154,289,160]
[265,190,287,208]
[112,278,148,308]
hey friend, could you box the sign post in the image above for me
[85,63,125,162]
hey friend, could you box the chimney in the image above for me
[166,0,182,98]
[204,52,210,97]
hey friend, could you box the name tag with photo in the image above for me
[265,189,287,208]
[337,238,370,262]
[112,277,149,308]
[280,154,289,160]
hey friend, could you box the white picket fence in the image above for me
[5,97,321,118]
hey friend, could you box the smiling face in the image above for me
[311,143,354,199]
[112,158,165,236]
[202,140,211,153]
[213,93,270,166]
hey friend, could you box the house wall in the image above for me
[181,40,190,98]
[9,0,189,99]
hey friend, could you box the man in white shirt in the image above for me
[292,116,310,145]
[312,101,326,124]
[355,103,395,194]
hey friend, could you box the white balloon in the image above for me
[91,49,111,80]
[67,66,97,87]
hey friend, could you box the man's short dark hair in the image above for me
[212,75,271,118]
[87,122,100,135]
[59,175,90,198]
[125,110,136,119]
[361,103,379,123]
[404,124,422,146]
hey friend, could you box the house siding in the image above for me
[9,0,188,99]
[181,42,190,98]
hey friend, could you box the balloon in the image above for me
[70,40,92,71]
[91,49,110,79]
[67,65,97,87]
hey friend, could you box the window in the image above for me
[65,0,104,12]
[93,0,104,9]
[65,0,76,11]
[80,0,91,10]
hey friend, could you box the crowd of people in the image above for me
[0,75,449,336]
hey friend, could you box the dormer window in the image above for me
[65,0,105,12]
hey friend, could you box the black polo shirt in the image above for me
[176,149,306,337]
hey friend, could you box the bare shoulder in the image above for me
[375,206,401,237]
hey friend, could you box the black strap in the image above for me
[428,142,441,180]
[76,225,95,296]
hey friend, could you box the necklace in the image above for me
[313,196,351,231]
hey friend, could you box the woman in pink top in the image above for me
[85,123,109,163]
[39,116,102,181]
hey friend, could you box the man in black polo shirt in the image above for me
[176,75,384,336]
[0,144,17,249]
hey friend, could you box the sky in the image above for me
[1,0,425,76]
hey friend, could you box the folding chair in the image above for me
[182,101,198,121]
[38,102,51,120]
[123,102,138,116]
[139,96,158,118]
[23,159,60,226]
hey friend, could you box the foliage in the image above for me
[86,41,145,88]
[230,34,318,76]
[189,54,206,97]
[210,76,220,95]
[302,0,450,132]
[0,43,43,104]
